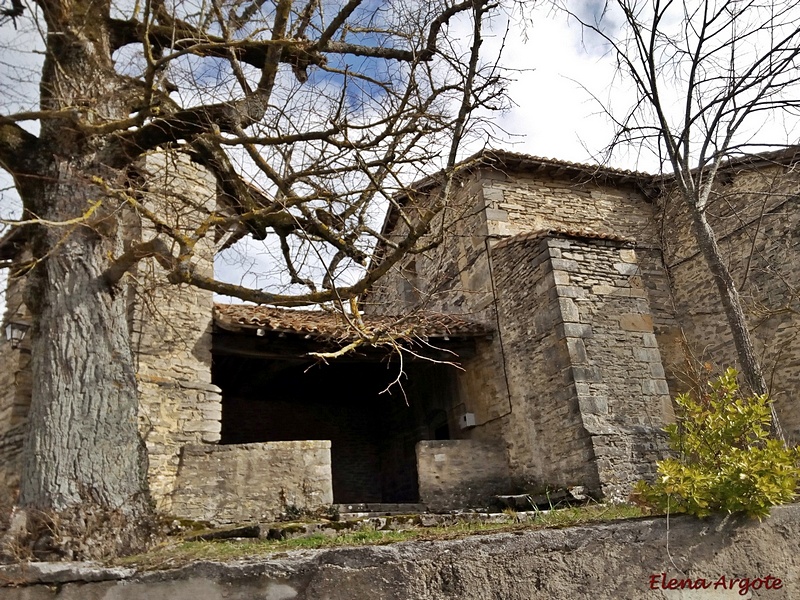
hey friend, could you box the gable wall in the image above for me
[370,168,679,496]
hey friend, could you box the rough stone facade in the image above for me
[2,148,799,521]
[370,148,800,503]
[131,152,223,510]
[416,440,511,511]
[489,233,670,499]
[656,157,800,439]
[170,441,333,524]
[369,161,676,501]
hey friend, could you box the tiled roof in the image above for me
[399,150,655,200]
[492,229,636,251]
[477,149,654,180]
[213,304,491,340]
[468,146,800,183]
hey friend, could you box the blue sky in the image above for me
[3,1,800,311]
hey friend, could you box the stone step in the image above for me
[183,509,549,543]
[333,503,426,518]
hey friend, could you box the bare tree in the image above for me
[556,0,800,438]
[0,0,505,555]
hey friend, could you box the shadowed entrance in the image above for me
[215,357,457,503]
[212,304,487,505]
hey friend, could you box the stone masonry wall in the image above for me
[366,177,511,451]
[416,440,511,511]
[368,167,681,497]
[544,235,671,499]
[480,171,685,402]
[480,171,676,498]
[659,159,800,440]
[490,233,598,492]
[131,152,222,511]
[170,441,333,524]
[480,171,658,242]
[0,253,32,506]
[491,233,670,499]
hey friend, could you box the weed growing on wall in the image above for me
[633,369,800,518]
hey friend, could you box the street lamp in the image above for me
[5,321,30,349]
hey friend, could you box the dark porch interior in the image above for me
[213,351,458,504]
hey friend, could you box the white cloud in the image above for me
[4,2,800,313]
[473,6,648,170]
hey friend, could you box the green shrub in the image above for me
[633,368,800,518]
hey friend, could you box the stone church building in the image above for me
[1,148,798,522]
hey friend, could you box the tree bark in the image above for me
[15,3,153,558]
[689,203,784,440]
[19,170,152,557]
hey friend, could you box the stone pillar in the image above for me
[131,152,222,511]
[491,232,670,500]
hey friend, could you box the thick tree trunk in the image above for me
[18,167,152,559]
[13,8,154,559]
[689,205,784,440]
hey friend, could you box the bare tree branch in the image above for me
[0,117,39,177]
[557,0,800,440]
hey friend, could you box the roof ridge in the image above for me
[492,228,636,251]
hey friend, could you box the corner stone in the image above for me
[619,314,653,332]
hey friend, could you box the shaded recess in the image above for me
[212,305,488,504]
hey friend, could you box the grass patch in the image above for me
[114,503,646,571]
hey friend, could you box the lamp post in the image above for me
[5,321,30,349]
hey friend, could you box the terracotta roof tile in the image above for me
[492,229,636,251]
[213,304,491,340]
[477,149,654,180]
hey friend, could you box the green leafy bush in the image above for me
[633,368,800,518]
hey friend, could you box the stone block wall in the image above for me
[481,171,686,401]
[417,440,511,511]
[170,441,333,524]
[0,255,32,506]
[131,152,222,510]
[367,167,681,499]
[491,233,670,499]
[544,235,671,499]
[658,160,800,439]
[479,171,659,243]
[368,176,494,320]
[366,177,512,451]
[490,234,599,492]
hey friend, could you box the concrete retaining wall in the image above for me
[3,504,800,599]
